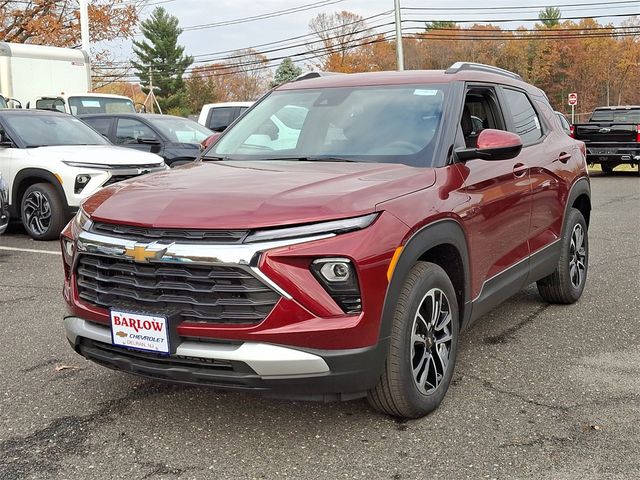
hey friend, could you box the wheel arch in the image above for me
[566,177,591,228]
[12,169,67,217]
[379,219,472,343]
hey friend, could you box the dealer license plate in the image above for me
[110,309,169,354]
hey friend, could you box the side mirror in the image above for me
[137,137,161,145]
[200,132,222,151]
[0,132,13,148]
[456,129,523,162]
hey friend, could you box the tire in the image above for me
[368,262,459,418]
[537,208,588,304]
[21,183,66,241]
[601,164,614,174]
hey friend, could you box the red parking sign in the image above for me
[568,93,578,106]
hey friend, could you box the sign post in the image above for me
[568,92,578,124]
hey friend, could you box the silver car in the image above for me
[0,173,8,234]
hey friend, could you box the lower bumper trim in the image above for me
[64,316,329,377]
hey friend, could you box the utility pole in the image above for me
[394,0,404,71]
[79,0,90,53]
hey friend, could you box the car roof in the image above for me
[201,102,254,109]
[0,109,68,116]
[79,113,188,120]
[593,105,640,110]
[277,69,542,96]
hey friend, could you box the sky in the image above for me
[104,0,639,67]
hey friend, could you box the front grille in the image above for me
[91,222,249,244]
[103,174,139,187]
[76,254,281,325]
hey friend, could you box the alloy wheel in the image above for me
[410,288,453,395]
[569,223,586,289]
[23,191,52,236]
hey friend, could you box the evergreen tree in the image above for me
[132,7,193,112]
[271,58,303,87]
[539,7,561,27]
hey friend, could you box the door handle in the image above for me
[513,163,527,178]
[557,152,571,163]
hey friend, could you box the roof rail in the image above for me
[294,71,345,82]
[445,62,522,80]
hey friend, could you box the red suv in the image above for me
[61,63,591,418]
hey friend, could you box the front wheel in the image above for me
[537,208,588,304]
[21,183,67,240]
[368,262,459,418]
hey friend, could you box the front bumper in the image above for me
[65,316,387,400]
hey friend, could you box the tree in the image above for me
[308,11,371,69]
[271,58,303,87]
[0,0,139,47]
[425,21,457,31]
[222,49,272,100]
[539,7,562,27]
[132,7,193,112]
[185,65,221,113]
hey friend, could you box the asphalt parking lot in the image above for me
[0,172,638,480]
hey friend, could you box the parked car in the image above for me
[61,63,590,418]
[0,173,8,234]
[0,109,166,240]
[572,105,640,174]
[80,113,213,167]
[197,101,253,132]
[33,93,136,115]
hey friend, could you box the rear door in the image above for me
[457,84,532,310]
[500,87,567,261]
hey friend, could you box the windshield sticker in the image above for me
[413,89,439,96]
[81,100,101,107]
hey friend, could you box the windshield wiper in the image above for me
[265,156,364,163]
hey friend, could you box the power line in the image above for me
[401,0,639,11]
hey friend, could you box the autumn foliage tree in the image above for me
[0,0,139,47]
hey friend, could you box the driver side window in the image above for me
[115,119,157,145]
[460,87,506,148]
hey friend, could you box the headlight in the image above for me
[244,213,378,244]
[71,207,92,237]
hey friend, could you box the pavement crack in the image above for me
[20,358,61,373]
[483,304,549,345]
[0,382,183,480]
[0,294,41,306]
[467,374,574,412]
[500,435,573,449]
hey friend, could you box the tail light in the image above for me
[577,141,586,158]
[636,124,640,143]
[569,124,575,138]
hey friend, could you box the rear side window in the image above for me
[208,107,235,132]
[503,89,543,144]
[84,117,112,137]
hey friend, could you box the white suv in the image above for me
[0,109,166,240]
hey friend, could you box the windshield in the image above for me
[68,96,135,115]
[4,113,110,147]
[149,116,213,144]
[590,109,640,123]
[208,84,448,166]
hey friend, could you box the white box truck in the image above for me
[0,42,135,114]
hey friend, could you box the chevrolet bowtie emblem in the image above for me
[124,244,169,263]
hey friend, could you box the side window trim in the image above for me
[499,86,548,148]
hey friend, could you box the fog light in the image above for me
[320,261,351,282]
[74,174,91,194]
[310,258,362,314]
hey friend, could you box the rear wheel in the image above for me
[537,208,588,304]
[368,262,459,418]
[21,183,66,240]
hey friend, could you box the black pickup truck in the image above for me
[573,106,640,174]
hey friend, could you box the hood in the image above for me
[84,160,436,229]
[27,145,164,166]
